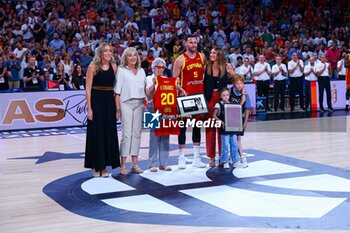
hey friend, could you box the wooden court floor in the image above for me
[1,114,349,233]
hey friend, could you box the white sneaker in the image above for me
[178,156,186,169]
[233,161,243,168]
[223,163,230,169]
[241,156,248,168]
[192,155,206,168]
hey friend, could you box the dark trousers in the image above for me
[304,80,315,110]
[257,80,270,110]
[274,80,286,110]
[338,75,345,80]
[178,122,201,145]
[289,76,304,110]
[317,76,332,109]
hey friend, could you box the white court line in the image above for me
[68,134,86,141]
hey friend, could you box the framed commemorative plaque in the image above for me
[224,104,243,133]
[177,94,208,117]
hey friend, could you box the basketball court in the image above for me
[1,112,349,233]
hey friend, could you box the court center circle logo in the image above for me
[43,149,350,230]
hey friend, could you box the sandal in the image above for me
[92,169,100,177]
[101,169,111,177]
[131,165,143,174]
[159,166,172,171]
[209,159,215,167]
[120,165,128,175]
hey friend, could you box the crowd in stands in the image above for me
[0,0,349,95]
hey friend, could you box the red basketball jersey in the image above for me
[153,76,180,136]
[180,52,204,95]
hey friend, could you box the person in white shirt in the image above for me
[327,35,340,48]
[302,45,313,65]
[150,42,162,58]
[213,26,226,47]
[21,18,34,42]
[236,57,253,83]
[312,52,320,65]
[16,0,28,15]
[254,55,272,111]
[115,47,147,175]
[303,56,318,111]
[271,55,288,111]
[288,52,305,111]
[229,47,242,68]
[337,52,347,80]
[243,47,255,65]
[315,55,333,112]
[313,31,327,46]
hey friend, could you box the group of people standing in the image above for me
[253,44,350,113]
[83,35,250,177]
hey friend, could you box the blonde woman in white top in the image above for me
[114,47,147,175]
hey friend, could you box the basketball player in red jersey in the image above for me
[173,34,207,169]
[344,52,350,111]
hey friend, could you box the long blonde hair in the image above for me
[206,47,226,78]
[120,47,141,69]
[91,42,116,72]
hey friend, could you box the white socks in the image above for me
[193,146,200,157]
[179,148,185,157]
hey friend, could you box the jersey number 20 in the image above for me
[161,93,175,105]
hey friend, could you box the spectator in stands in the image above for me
[79,34,92,50]
[52,63,69,90]
[61,54,74,81]
[325,42,340,78]
[0,56,9,92]
[243,46,255,66]
[71,64,85,90]
[229,47,242,68]
[145,49,155,65]
[230,26,241,47]
[236,57,254,83]
[79,47,92,74]
[302,45,313,65]
[150,42,162,58]
[23,56,44,92]
[5,52,21,89]
[213,25,226,47]
[31,43,44,68]
[50,33,65,57]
